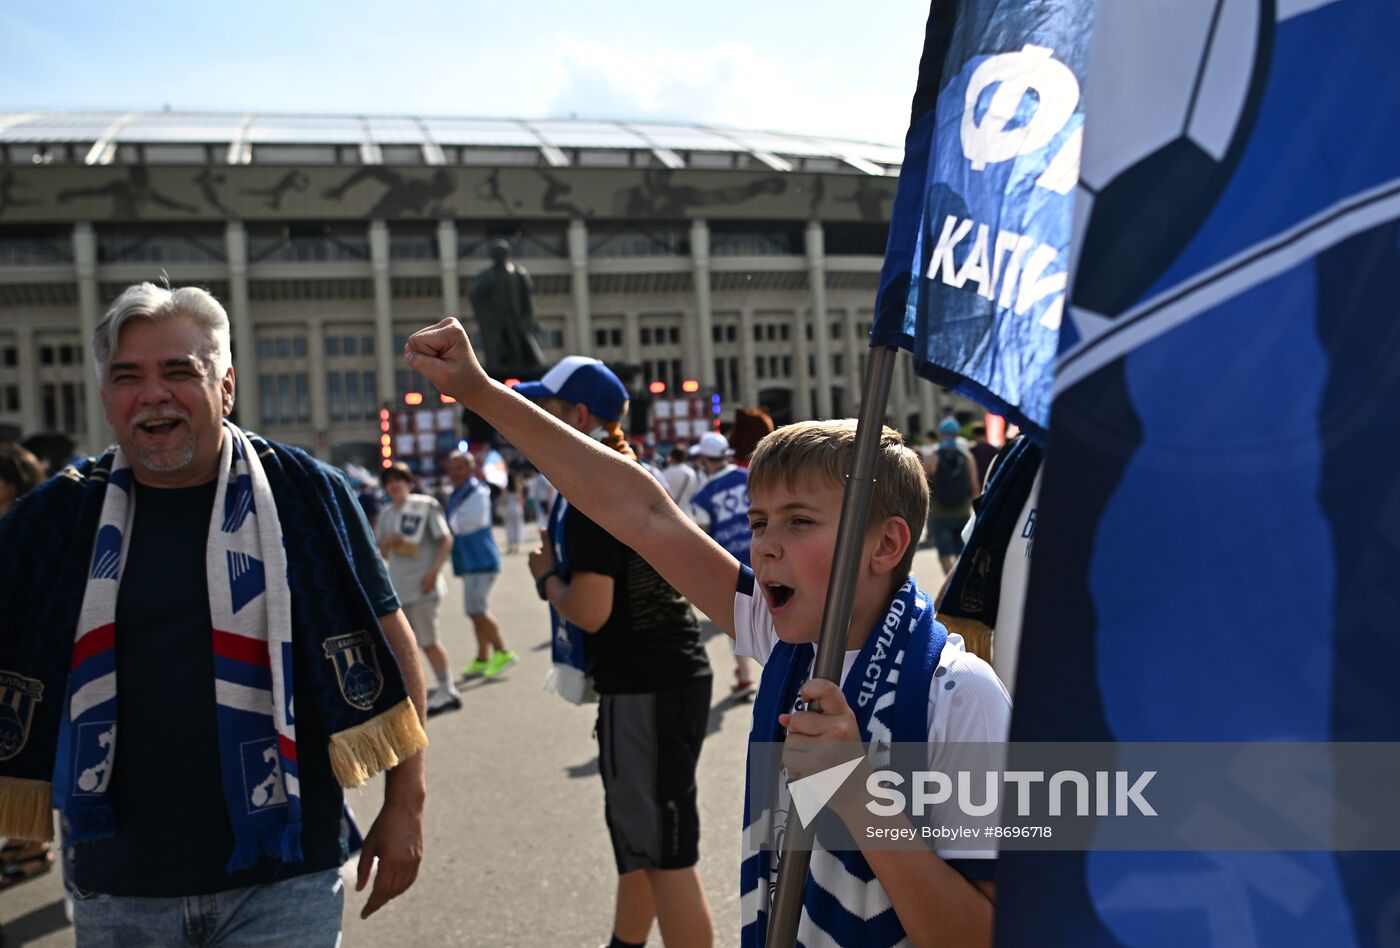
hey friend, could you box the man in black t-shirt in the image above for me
[6,284,429,947]
[515,356,715,948]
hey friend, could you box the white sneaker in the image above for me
[426,687,462,716]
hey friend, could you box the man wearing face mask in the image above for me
[514,357,715,948]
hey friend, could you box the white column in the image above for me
[888,351,909,430]
[225,221,258,428]
[739,306,758,407]
[437,219,460,318]
[791,307,813,421]
[806,221,834,419]
[567,218,592,356]
[72,223,105,452]
[917,368,937,437]
[369,220,395,406]
[691,219,717,388]
[306,318,329,458]
[623,310,641,365]
[15,325,39,436]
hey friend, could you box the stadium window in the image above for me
[766,325,777,341]
[670,360,682,385]
[4,386,18,412]
[328,373,343,421]
[362,372,376,417]
[808,356,815,376]
[60,383,79,433]
[277,375,293,425]
[595,329,608,349]
[712,327,723,343]
[325,337,340,357]
[275,338,290,359]
[641,328,653,346]
[753,325,762,342]
[783,356,793,376]
[780,324,791,341]
[756,357,766,379]
[362,336,374,355]
[834,354,844,375]
[293,338,307,358]
[727,325,737,342]
[830,322,841,340]
[668,328,680,344]
[610,329,623,347]
[295,374,311,423]
[259,376,276,426]
[39,346,54,366]
[1,347,14,367]
[40,384,56,429]
[805,325,813,342]
[257,339,273,359]
[346,372,362,421]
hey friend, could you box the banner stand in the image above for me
[766,345,898,947]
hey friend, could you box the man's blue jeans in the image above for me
[69,868,344,947]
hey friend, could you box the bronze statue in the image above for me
[469,239,545,379]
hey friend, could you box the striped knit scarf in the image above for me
[740,577,946,948]
[62,423,302,870]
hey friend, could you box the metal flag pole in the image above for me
[766,344,899,948]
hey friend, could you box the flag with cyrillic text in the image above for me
[870,0,1094,441]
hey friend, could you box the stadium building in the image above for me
[0,109,964,464]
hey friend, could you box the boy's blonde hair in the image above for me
[747,420,929,580]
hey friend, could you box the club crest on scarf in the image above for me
[323,631,384,712]
[0,672,43,762]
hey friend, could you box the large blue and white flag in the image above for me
[871,0,1095,440]
[1002,1,1400,945]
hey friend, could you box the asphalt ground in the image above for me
[0,529,951,947]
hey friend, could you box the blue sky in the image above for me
[1,0,931,145]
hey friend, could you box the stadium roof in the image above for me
[0,110,904,176]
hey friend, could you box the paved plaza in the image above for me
[0,529,951,947]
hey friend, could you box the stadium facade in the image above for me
[0,109,962,462]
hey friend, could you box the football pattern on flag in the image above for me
[1001,1,1400,945]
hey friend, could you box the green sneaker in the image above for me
[482,651,519,678]
[461,658,491,679]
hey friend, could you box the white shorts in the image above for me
[462,572,497,616]
[402,597,442,648]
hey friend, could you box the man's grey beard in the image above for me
[130,433,197,473]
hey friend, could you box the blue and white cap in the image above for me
[513,356,629,422]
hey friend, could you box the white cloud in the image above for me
[545,39,907,144]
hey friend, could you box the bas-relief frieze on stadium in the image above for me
[0,165,897,224]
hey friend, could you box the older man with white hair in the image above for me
[0,283,430,947]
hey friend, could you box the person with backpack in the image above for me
[923,417,979,575]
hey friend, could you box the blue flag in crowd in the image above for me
[1002,1,1400,945]
[870,0,1095,441]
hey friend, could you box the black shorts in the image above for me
[596,676,712,874]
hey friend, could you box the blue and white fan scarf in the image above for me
[63,421,303,870]
[741,577,946,947]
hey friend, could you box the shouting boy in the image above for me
[404,319,1009,948]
